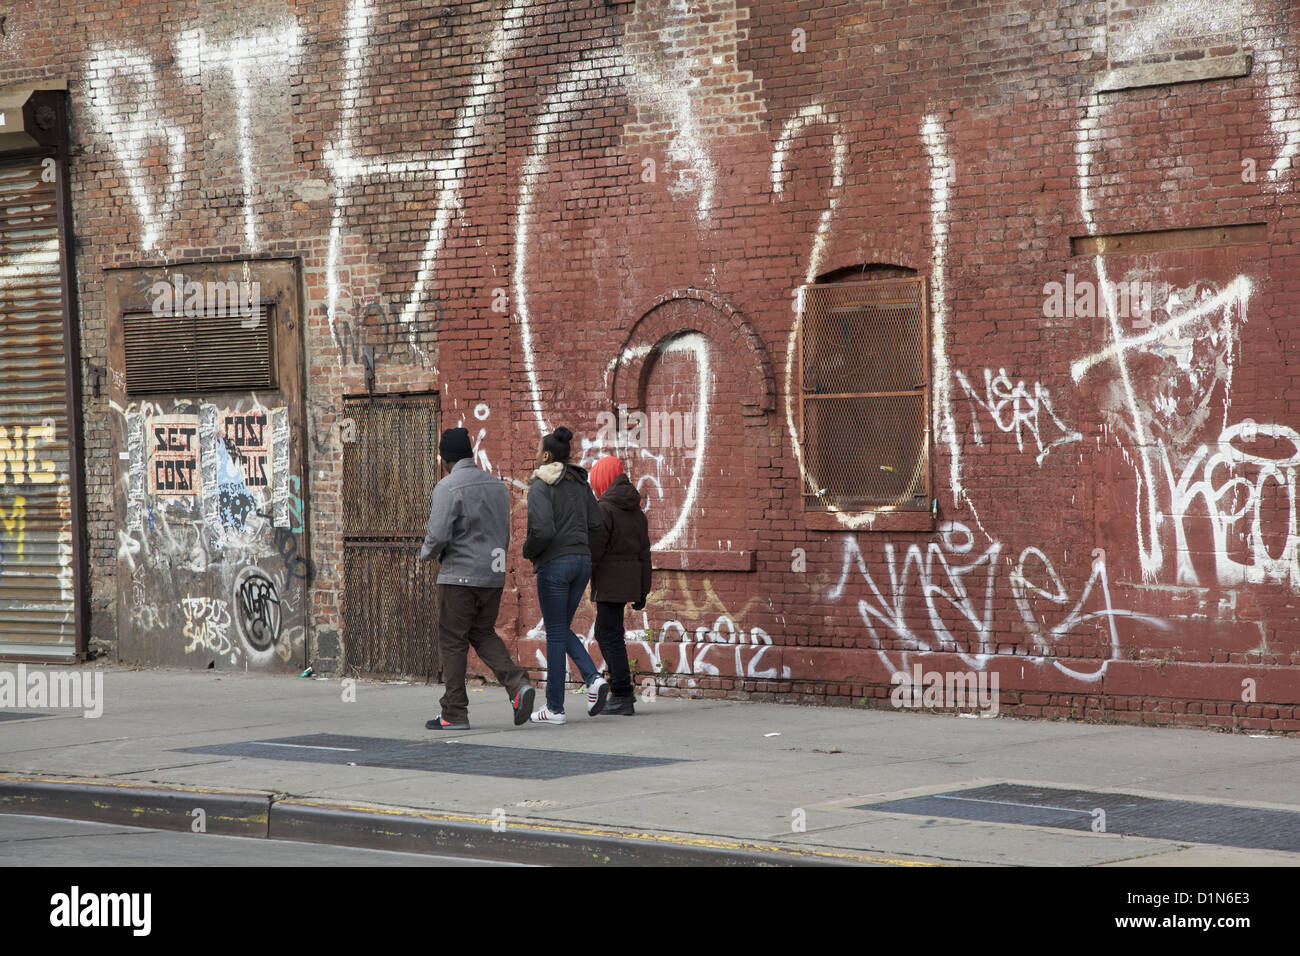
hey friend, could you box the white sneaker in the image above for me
[530,706,567,725]
[587,676,609,716]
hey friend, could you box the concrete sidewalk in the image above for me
[1,664,1299,866]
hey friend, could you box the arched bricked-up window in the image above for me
[796,273,931,515]
[608,290,773,572]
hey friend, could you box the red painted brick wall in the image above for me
[9,0,1300,731]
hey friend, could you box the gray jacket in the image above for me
[418,458,510,588]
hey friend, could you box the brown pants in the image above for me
[437,583,528,723]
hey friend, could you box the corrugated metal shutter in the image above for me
[0,156,76,657]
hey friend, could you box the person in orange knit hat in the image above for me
[588,455,652,716]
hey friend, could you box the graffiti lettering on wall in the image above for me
[307,408,357,457]
[149,416,199,495]
[955,368,1081,466]
[526,570,792,684]
[234,567,281,651]
[829,522,1168,682]
[1070,275,1261,587]
[331,299,439,369]
[526,613,791,683]
[130,509,211,575]
[0,496,25,561]
[579,433,666,517]
[0,425,56,485]
[182,596,235,658]
[87,23,302,253]
[637,615,792,681]
[129,578,164,632]
[1161,421,1300,591]
[273,527,313,585]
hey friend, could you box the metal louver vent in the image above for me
[123,307,274,395]
[798,277,929,511]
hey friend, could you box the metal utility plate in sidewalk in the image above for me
[176,734,685,780]
[859,783,1300,852]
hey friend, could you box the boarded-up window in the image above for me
[797,277,929,511]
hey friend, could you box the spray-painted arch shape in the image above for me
[610,290,774,416]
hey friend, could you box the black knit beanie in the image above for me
[439,427,474,464]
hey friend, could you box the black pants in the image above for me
[437,583,528,723]
[593,601,633,696]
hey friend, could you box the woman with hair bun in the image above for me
[522,426,609,724]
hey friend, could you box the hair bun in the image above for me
[553,426,573,442]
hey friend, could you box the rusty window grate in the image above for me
[122,306,273,395]
[797,277,930,511]
[342,395,441,680]
[342,396,440,540]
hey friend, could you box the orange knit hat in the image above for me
[589,456,625,498]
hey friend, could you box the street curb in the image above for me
[0,776,269,836]
[0,774,918,866]
[269,800,884,866]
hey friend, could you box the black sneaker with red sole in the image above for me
[512,685,536,726]
[426,714,470,731]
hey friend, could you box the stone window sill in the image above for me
[803,510,935,533]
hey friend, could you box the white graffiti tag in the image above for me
[526,611,791,684]
[182,597,236,657]
[829,523,1167,681]
[1164,422,1300,590]
[955,368,1082,465]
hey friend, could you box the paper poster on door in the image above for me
[221,412,271,491]
[149,415,200,497]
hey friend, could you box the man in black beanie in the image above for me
[418,427,534,729]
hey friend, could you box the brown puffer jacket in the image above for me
[590,473,652,604]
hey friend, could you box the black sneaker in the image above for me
[603,693,635,716]
[426,714,470,731]
[511,684,535,726]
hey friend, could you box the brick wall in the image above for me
[7,0,1299,731]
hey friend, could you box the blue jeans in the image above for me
[536,553,599,712]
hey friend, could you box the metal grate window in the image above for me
[122,306,273,395]
[342,395,441,680]
[797,277,930,511]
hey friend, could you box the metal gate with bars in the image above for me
[341,394,441,679]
